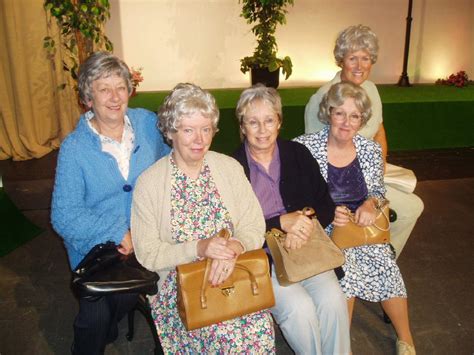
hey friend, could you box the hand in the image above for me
[280,210,313,242]
[283,232,306,250]
[354,199,377,227]
[208,258,237,286]
[197,234,236,260]
[333,206,350,227]
[117,230,134,255]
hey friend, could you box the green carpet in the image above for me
[0,188,43,257]
[130,84,474,154]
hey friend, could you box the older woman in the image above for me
[295,82,416,355]
[232,84,350,355]
[131,83,274,353]
[51,52,170,354]
[304,24,423,258]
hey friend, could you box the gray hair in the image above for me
[333,25,379,66]
[318,82,372,127]
[77,51,132,105]
[157,83,219,144]
[235,84,283,127]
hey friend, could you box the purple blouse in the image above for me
[245,142,286,220]
[327,158,368,213]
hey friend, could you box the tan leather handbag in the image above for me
[331,199,391,249]
[265,208,345,287]
[176,230,275,331]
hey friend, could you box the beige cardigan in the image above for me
[131,151,265,286]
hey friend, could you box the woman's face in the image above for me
[329,97,363,143]
[241,100,281,154]
[169,112,214,168]
[340,49,373,86]
[87,74,129,125]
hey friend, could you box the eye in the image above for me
[203,127,212,134]
[183,128,193,134]
[350,113,361,121]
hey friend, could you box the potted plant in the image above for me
[239,0,294,88]
[43,0,113,88]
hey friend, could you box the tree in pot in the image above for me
[239,0,294,88]
[43,0,113,90]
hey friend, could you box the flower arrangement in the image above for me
[130,67,144,89]
[436,71,470,88]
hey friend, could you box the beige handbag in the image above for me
[265,208,345,287]
[176,230,275,331]
[332,199,391,249]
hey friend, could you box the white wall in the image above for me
[106,0,473,91]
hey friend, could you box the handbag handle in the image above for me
[199,229,259,309]
[341,202,390,232]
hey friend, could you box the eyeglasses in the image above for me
[243,117,279,131]
[331,109,362,124]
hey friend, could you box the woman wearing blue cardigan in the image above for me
[51,52,169,355]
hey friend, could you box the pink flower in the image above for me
[130,67,144,88]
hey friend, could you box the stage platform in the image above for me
[130,84,474,154]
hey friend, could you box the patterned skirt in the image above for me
[150,270,275,353]
[339,244,407,302]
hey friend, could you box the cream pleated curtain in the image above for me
[0,0,80,161]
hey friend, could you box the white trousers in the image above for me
[385,184,424,257]
[270,268,351,355]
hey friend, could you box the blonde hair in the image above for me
[318,82,372,127]
[333,25,379,66]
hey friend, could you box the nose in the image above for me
[257,121,266,133]
[194,130,203,143]
[110,88,120,101]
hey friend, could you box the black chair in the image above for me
[127,294,163,355]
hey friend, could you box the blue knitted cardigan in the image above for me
[51,108,170,268]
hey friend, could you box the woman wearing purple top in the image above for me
[294,82,415,355]
[233,84,351,355]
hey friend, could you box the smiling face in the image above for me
[87,74,129,125]
[169,112,214,169]
[329,97,363,144]
[241,99,281,155]
[340,49,373,86]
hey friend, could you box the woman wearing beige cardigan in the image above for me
[131,83,275,353]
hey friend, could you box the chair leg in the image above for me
[126,307,136,341]
[135,294,164,355]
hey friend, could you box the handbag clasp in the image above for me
[221,286,235,296]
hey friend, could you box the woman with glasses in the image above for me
[233,84,351,355]
[304,24,423,258]
[295,82,415,355]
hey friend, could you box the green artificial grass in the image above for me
[130,84,474,154]
[0,188,43,257]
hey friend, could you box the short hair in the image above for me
[318,82,372,127]
[235,84,283,127]
[333,25,379,66]
[77,51,132,105]
[158,83,219,144]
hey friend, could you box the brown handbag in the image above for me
[331,199,391,249]
[176,230,275,331]
[265,208,345,287]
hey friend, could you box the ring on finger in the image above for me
[299,226,305,232]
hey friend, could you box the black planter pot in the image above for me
[250,67,280,88]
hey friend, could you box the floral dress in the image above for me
[149,157,275,353]
[327,159,407,302]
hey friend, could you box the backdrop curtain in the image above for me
[0,0,80,161]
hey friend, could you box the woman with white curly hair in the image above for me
[304,24,424,259]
